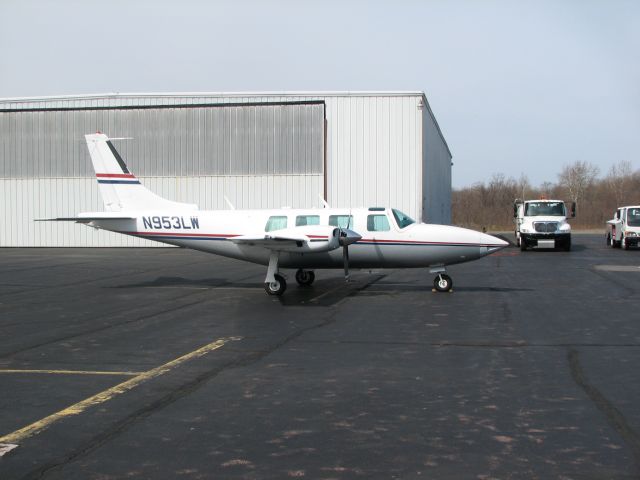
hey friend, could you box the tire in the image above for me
[606,233,611,246]
[622,235,630,250]
[515,232,520,247]
[520,238,527,251]
[295,269,315,286]
[564,239,571,252]
[264,274,287,296]
[433,274,453,292]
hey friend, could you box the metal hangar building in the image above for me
[0,92,452,247]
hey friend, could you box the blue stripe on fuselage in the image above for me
[97,179,141,184]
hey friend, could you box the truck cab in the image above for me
[514,199,575,251]
[606,206,640,249]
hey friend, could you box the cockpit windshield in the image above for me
[628,208,640,227]
[392,209,415,229]
[524,202,565,217]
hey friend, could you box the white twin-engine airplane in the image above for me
[44,133,508,296]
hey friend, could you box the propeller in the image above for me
[338,212,361,282]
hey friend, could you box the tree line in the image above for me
[452,160,640,230]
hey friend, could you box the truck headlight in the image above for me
[521,228,529,233]
[627,231,637,237]
[559,223,571,232]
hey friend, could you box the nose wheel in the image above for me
[433,273,453,292]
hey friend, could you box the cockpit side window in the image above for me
[265,216,288,232]
[392,209,415,229]
[367,215,390,232]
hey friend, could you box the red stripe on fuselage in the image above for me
[96,173,137,179]
[130,232,240,238]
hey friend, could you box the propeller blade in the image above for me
[343,245,350,281]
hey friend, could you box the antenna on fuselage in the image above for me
[224,196,235,210]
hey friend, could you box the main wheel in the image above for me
[264,274,287,296]
[295,269,315,286]
[433,274,453,292]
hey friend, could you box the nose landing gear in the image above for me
[433,273,453,292]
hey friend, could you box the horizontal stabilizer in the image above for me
[36,215,136,223]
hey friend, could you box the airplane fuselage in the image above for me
[90,207,505,270]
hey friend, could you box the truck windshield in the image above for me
[628,208,640,227]
[524,202,565,216]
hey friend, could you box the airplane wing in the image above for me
[230,232,308,247]
[230,225,340,252]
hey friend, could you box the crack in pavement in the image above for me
[568,348,640,471]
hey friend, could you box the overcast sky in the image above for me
[1,0,638,188]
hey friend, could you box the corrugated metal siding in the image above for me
[0,100,325,246]
[0,175,323,246]
[422,102,452,224]
[0,92,451,247]
[324,95,423,220]
[1,103,324,177]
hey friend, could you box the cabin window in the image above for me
[296,215,320,226]
[329,215,353,229]
[265,216,288,232]
[367,214,390,232]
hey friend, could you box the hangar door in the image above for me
[0,101,326,246]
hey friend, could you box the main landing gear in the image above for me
[263,254,316,296]
[264,274,286,296]
[431,268,453,292]
[264,253,287,296]
[295,269,315,286]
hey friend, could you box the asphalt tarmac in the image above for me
[1,233,640,479]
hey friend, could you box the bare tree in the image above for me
[557,161,599,205]
[606,160,633,205]
[539,181,554,197]
[452,161,640,230]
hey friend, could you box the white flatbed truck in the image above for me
[606,205,640,249]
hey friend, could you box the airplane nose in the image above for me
[479,233,509,255]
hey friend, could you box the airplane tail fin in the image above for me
[85,133,197,212]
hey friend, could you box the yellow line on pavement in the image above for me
[0,369,143,376]
[0,337,240,445]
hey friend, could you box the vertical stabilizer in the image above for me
[85,133,197,212]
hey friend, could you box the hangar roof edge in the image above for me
[0,91,427,102]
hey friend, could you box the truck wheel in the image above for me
[610,235,618,248]
[606,233,611,246]
[520,239,527,251]
[564,239,571,252]
[622,235,629,250]
[515,232,520,247]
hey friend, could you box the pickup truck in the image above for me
[606,205,640,249]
